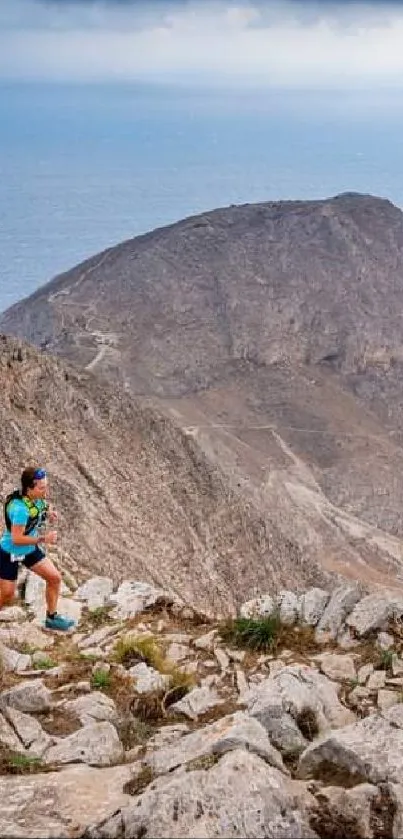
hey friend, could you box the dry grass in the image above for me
[99,667,137,711]
[185,697,242,729]
[37,708,81,737]
[123,765,155,796]
[277,624,332,657]
[44,655,93,690]
[113,635,162,669]
[112,634,196,695]
[354,640,395,674]
[130,690,167,724]
[80,605,115,630]
[116,717,154,751]
[309,798,364,839]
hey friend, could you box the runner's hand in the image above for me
[43,530,58,545]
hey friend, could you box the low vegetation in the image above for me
[112,634,196,693]
[0,745,54,775]
[218,615,326,659]
[218,615,281,652]
[113,635,162,669]
[123,765,155,796]
[91,668,112,690]
[83,605,114,629]
[33,656,55,671]
[116,717,154,751]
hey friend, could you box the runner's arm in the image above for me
[11,524,45,546]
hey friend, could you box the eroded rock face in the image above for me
[59,693,119,727]
[298,588,329,627]
[128,662,170,694]
[2,706,52,758]
[170,686,224,720]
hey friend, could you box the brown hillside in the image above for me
[2,194,403,592]
[0,335,329,614]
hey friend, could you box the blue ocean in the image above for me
[1,81,403,312]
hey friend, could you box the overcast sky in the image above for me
[1,0,403,88]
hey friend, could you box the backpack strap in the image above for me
[4,491,45,535]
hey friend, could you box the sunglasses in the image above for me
[33,468,47,480]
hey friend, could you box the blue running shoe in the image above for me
[45,613,75,631]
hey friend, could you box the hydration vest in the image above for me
[3,491,48,535]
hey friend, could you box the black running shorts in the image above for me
[0,546,46,582]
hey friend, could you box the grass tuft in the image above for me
[91,668,112,690]
[33,656,55,670]
[218,615,281,652]
[113,635,163,669]
[0,745,56,775]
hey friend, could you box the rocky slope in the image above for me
[3,194,403,591]
[2,567,403,838]
[0,334,330,614]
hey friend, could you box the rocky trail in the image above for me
[2,567,403,837]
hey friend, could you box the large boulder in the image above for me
[315,584,363,643]
[109,581,176,620]
[146,711,286,776]
[0,763,136,838]
[44,721,123,767]
[0,679,52,714]
[246,664,355,756]
[346,592,403,637]
[85,750,318,839]
[297,705,403,785]
[74,576,114,610]
[298,588,329,627]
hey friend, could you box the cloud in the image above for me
[1,0,403,88]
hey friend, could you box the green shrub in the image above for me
[379,649,394,671]
[91,668,111,690]
[33,656,55,670]
[218,615,281,652]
